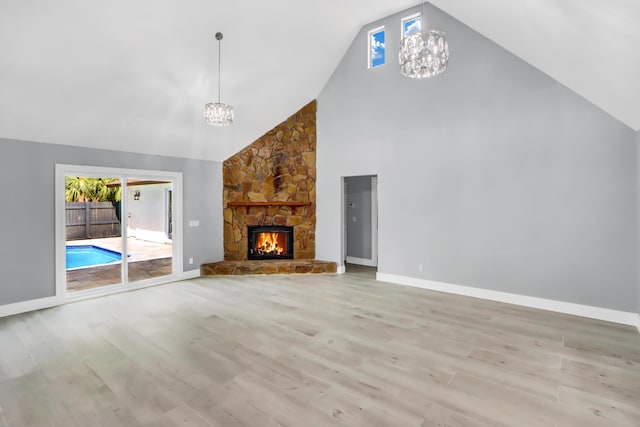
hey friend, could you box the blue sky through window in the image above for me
[370,29,385,68]
[403,16,422,37]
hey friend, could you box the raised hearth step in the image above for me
[201,259,337,276]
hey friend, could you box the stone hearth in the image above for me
[201,260,336,276]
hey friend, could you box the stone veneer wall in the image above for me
[223,100,317,260]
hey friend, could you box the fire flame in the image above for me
[255,232,285,255]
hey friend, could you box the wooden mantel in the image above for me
[226,201,311,208]
[226,201,311,214]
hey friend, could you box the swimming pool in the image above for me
[66,245,122,269]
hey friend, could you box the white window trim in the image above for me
[367,25,385,69]
[401,12,422,38]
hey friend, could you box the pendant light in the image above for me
[399,1,449,78]
[204,32,234,126]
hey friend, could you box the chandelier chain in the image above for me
[204,31,234,126]
[217,34,221,103]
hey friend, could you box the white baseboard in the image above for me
[336,265,346,274]
[376,272,638,327]
[346,256,377,267]
[637,314,640,333]
[1,270,202,319]
[180,269,201,280]
[0,296,61,318]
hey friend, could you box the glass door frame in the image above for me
[55,164,183,302]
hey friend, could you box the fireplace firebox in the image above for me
[248,226,294,260]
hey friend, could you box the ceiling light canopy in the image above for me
[399,2,449,78]
[205,32,234,126]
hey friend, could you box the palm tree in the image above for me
[65,177,121,202]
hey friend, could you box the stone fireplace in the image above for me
[221,100,317,261]
[201,99,336,275]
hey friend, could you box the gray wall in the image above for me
[0,138,223,306]
[316,3,638,311]
[346,175,373,260]
[638,130,640,316]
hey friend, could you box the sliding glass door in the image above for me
[56,165,181,297]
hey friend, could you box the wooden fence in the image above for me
[66,202,121,240]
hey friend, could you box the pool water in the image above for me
[66,245,122,269]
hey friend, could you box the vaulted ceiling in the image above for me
[1,1,638,161]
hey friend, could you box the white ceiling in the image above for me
[1,1,638,162]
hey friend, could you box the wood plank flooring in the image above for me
[1,268,639,426]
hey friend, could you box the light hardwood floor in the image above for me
[1,271,639,426]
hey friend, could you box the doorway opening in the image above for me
[342,175,378,275]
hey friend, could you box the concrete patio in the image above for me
[66,237,173,291]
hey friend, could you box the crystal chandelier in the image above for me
[205,32,234,126]
[399,2,449,78]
